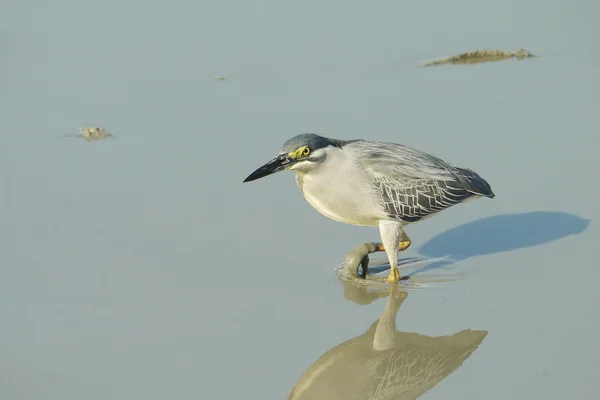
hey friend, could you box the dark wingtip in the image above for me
[457,167,495,199]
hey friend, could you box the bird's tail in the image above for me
[457,167,495,198]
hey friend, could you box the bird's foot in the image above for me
[387,267,400,283]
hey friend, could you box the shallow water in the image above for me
[2,0,600,399]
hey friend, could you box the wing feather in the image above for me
[346,140,494,223]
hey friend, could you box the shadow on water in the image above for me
[287,281,487,399]
[408,211,590,278]
[336,211,590,285]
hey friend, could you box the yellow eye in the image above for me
[302,147,310,156]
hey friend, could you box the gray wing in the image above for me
[373,176,476,222]
[349,140,494,223]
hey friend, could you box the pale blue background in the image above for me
[2,0,599,398]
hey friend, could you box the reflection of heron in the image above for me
[287,283,487,400]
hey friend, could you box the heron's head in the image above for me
[243,133,343,182]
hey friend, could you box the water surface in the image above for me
[2,0,599,398]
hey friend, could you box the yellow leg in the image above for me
[376,232,412,283]
[387,267,401,283]
[399,230,412,251]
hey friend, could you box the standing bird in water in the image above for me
[243,134,494,283]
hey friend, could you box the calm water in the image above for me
[3,0,600,399]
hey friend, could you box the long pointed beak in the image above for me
[243,154,294,183]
